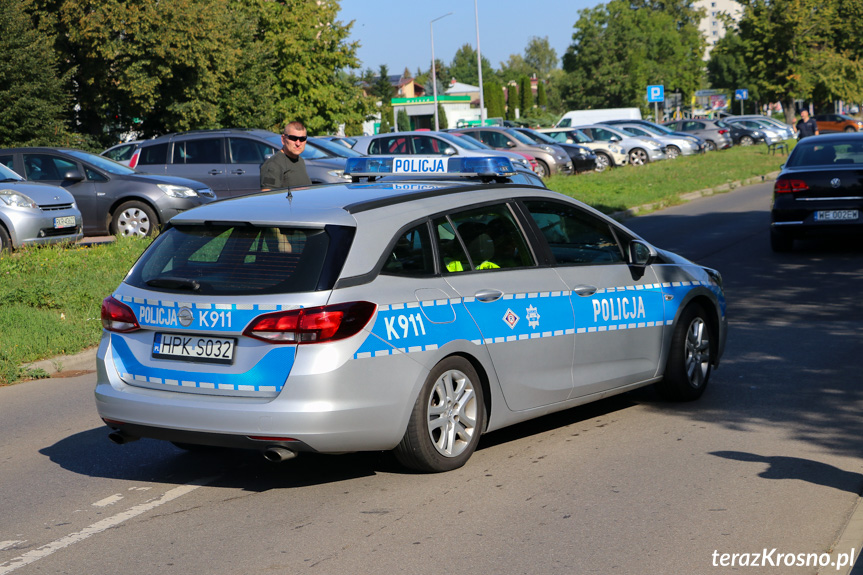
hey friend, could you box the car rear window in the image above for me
[125,224,354,295]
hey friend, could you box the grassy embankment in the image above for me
[0,142,791,385]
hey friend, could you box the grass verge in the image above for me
[0,142,792,385]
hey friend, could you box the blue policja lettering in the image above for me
[394,158,445,173]
[139,305,178,327]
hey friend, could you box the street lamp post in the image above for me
[431,12,452,131]
[475,0,485,124]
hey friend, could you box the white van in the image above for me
[555,108,642,128]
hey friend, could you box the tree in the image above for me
[536,81,548,109]
[436,104,448,130]
[0,0,70,146]
[561,0,706,113]
[519,77,534,114]
[483,81,505,119]
[378,104,392,133]
[397,108,411,131]
[524,36,559,79]
[498,54,532,84]
[733,0,863,122]
[449,43,496,86]
[372,64,393,101]
[506,84,517,120]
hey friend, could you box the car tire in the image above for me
[0,225,11,253]
[655,304,712,401]
[844,126,857,132]
[112,201,158,238]
[594,152,611,172]
[770,228,794,252]
[534,160,550,179]
[740,135,754,146]
[394,356,485,472]
[629,148,649,166]
[664,146,680,159]
[705,140,718,151]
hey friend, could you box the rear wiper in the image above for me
[146,277,201,291]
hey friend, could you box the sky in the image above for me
[337,0,603,76]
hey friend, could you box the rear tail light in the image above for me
[128,151,140,169]
[774,178,809,193]
[243,301,377,344]
[718,129,729,134]
[101,296,141,332]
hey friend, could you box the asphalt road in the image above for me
[2,181,862,575]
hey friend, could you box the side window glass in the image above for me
[0,155,14,171]
[411,136,441,155]
[382,223,435,276]
[435,204,534,272]
[593,129,612,141]
[173,138,223,164]
[229,139,270,164]
[84,167,108,182]
[137,143,168,165]
[524,200,624,265]
[23,154,75,181]
[379,137,408,154]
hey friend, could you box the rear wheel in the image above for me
[655,304,712,401]
[845,126,857,132]
[629,148,649,166]
[0,225,11,253]
[395,356,485,472]
[770,228,794,252]
[705,140,718,151]
[594,152,611,172]
[111,201,158,238]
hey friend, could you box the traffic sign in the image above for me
[647,85,664,103]
[735,89,749,101]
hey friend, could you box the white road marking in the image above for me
[0,479,213,575]
[0,543,24,552]
[92,495,123,507]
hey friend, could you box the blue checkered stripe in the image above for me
[352,281,708,360]
[116,294,300,333]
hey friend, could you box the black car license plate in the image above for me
[152,332,236,364]
[815,210,858,221]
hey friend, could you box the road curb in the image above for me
[21,346,98,377]
[611,170,781,221]
[821,495,863,574]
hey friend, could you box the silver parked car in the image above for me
[609,123,701,158]
[0,148,216,238]
[662,119,734,151]
[575,125,667,166]
[0,163,83,252]
[538,127,629,171]
[450,126,574,178]
[723,118,792,143]
[96,155,727,473]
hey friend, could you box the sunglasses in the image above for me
[283,134,307,142]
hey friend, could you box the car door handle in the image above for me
[474,289,503,303]
[207,170,224,175]
[572,285,598,297]
[230,169,245,175]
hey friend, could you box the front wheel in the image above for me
[844,126,857,132]
[594,152,611,172]
[0,225,11,253]
[534,160,550,179]
[655,304,712,401]
[629,148,649,166]
[394,357,485,472]
[111,201,158,238]
[740,135,754,146]
[665,146,680,159]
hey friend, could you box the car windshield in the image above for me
[64,150,136,175]
[0,163,23,181]
[616,126,641,137]
[570,129,593,143]
[309,138,364,158]
[634,124,666,136]
[519,130,557,145]
[450,133,490,150]
[505,129,543,146]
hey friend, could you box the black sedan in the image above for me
[0,148,216,237]
[770,133,863,251]
[720,121,766,146]
[512,128,598,174]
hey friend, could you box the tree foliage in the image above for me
[483,81,505,119]
[449,43,496,86]
[0,0,70,146]
[524,36,559,79]
[561,0,706,113]
[519,77,534,114]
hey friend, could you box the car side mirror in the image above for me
[629,240,657,266]
[443,146,457,156]
[62,169,85,182]
[610,136,620,142]
[506,141,517,148]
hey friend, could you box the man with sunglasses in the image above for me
[260,121,312,190]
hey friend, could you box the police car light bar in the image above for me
[344,156,516,178]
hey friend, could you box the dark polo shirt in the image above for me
[260,151,312,189]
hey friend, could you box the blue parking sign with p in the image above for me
[647,85,664,103]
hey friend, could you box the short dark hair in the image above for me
[284,121,306,134]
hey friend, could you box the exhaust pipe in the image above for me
[263,447,297,463]
[108,430,140,445]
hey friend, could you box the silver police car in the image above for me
[96,157,727,472]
